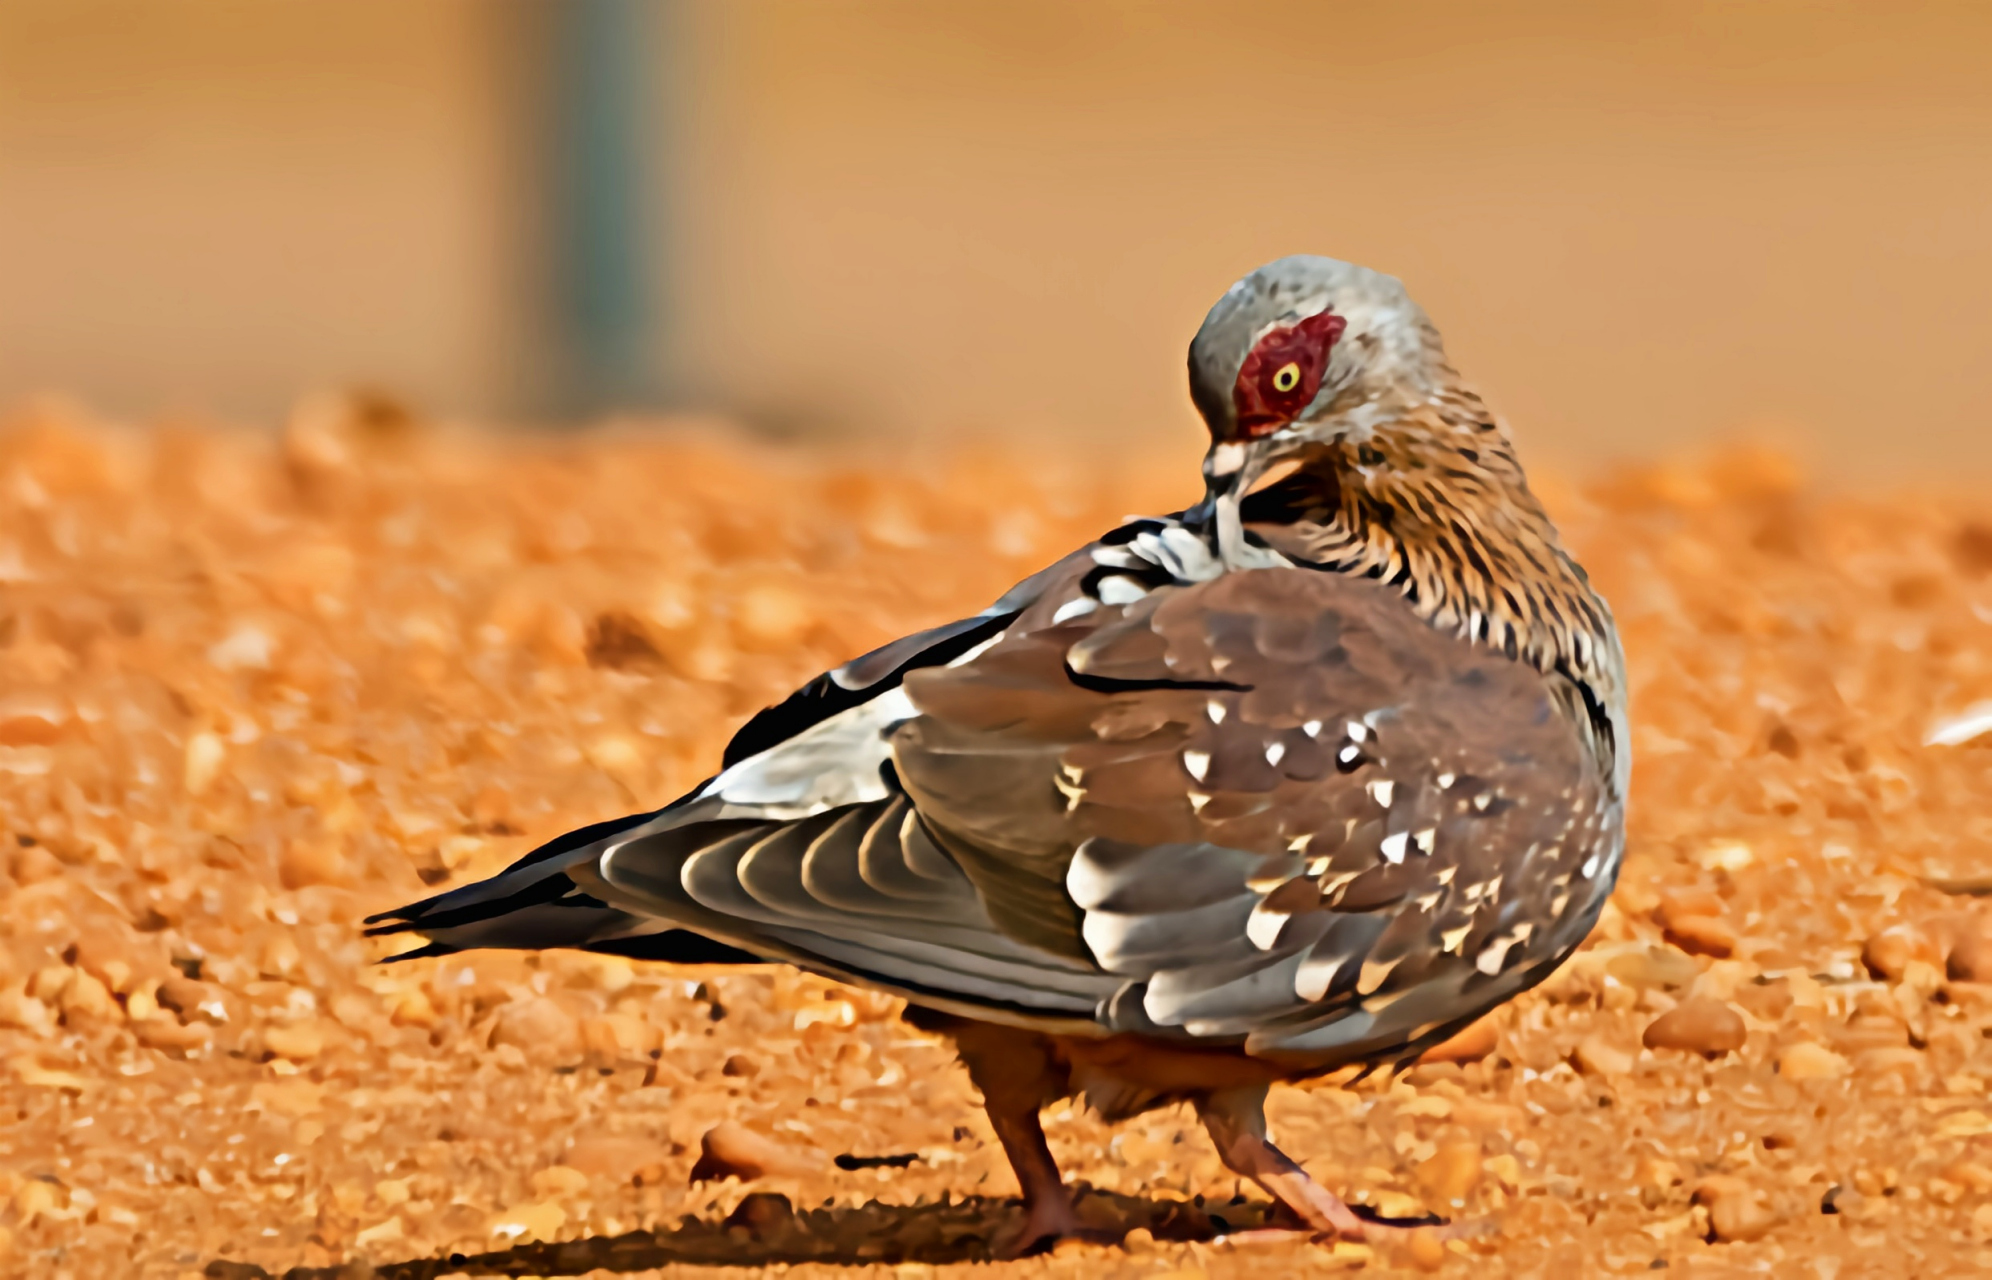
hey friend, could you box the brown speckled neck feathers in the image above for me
[1239,393,1625,785]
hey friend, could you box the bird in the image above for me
[365,255,1628,1254]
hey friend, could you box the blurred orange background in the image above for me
[1,1,1988,477]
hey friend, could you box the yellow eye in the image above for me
[1271,362,1302,393]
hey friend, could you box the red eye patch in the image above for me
[1230,309,1347,439]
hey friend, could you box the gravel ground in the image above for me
[6,400,1992,1278]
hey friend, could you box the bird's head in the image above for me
[1188,255,1450,491]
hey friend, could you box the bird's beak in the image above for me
[1201,435,1276,504]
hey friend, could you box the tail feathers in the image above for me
[363,866,590,940]
[583,931,763,965]
[363,802,679,941]
[364,798,766,968]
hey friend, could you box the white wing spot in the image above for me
[1472,792,1492,812]
[1264,741,1287,767]
[1096,576,1148,606]
[1475,936,1518,975]
[945,633,1007,670]
[1318,869,1362,899]
[1437,772,1457,789]
[1366,779,1395,809]
[1440,923,1472,954]
[1338,745,1363,766]
[1051,597,1098,624]
[1413,827,1436,856]
[1379,832,1408,864]
[1294,953,1345,1002]
[1182,750,1211,782]
[1345,721,1368,743]
[1302,719,1323,738]
[1357,956,1401,995]
[1207,699,1228,724]
[1245,903,1288,950]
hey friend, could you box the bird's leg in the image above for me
[1195,1085,1377,1239]
[922,1015,1099,1256]
[980,1086,1090,1252]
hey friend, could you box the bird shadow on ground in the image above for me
[203,1187,1283,1278]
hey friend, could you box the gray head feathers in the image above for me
[1188,255,1445,441]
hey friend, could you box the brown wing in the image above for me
[895,565,1618,1066]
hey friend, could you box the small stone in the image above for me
[27,964,69,1005]
[722,1053,758,1078]
[1642,997,1746,1056]
[1360,1188,1429,1220]
[156,976,216,1023]
[0,692,68,746]
[735,584,813,650]
[725,1190,797,1235]
[1414,1140,1482,1205]
[1853,1046,1925,1079]
[528,1164,590,1199]
[581,953,635,994]
[68,934,148,993]
[582,1013,661,1060]
[564,1134,673,1185]
[133,1018,212,1052]
[250,1078,325,1116]
[1655,887,1725,923]
[59,968,116,1021]
[279,836,349,890]
[1405,1226,1448,1271]
[387,987,437,1028]
[1604,945,1699,990]
[264,1020,327,1061]
[1635,1156,1683,1204]
[1708,1194,1778,1242]
[7,843,62,886]
[1482,1153,1523,1192]
[1863,923,1941,983]
[258,933,303,980]
[1949,929,1992,984]
[490,996,583,1061]
[184,731,227,796]
[1839,1012,1911,1052]
[1941,1160,1992,1195]
[0,990,53,1035]
[1663,913,1736,960]
[1574,1033,1636,1076]
[11,1178,63,1222]
[353,1216,404,1247]
[1776,1041,1849,1081]
[690,1121,825,1182]
[1417,1015,1497,1065]
[486,1199,565,1243]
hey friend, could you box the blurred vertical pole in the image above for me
[548,0,665,416]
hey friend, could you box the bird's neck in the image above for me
[1237,399,1624,711]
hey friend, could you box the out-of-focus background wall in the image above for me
[1,0,1988,474]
